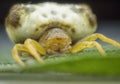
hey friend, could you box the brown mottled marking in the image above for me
[39,23,50,29]
[6,4,23,28]
[6,11,20,28]
[35,28,39,31]
[71,28,75,33]
[87,13,97,28]
[39,21,73,30]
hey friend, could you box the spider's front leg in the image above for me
[71,33,120,56]
[12,39,46,67]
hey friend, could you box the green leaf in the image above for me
[0,45,120,76]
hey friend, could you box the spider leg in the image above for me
[12,44,29,67]
[12,39,46,67]
[71,41,106,56]
[24,39,46,64]
[81,33,120,48]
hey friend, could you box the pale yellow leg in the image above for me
[71,41,106,56]
[81,33,120,48]
[71,33,120,56]
[12,44,28,67]
[12,39,46,67]
[24,39,46,64]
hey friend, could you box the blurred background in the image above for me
[0,0,120,24]
[0,0,120,60]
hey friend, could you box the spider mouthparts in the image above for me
[39,28,71,53]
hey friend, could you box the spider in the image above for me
[5,2,120,67]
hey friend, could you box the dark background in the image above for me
[0,0,120,25]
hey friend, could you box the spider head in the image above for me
[39,28,72,54]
